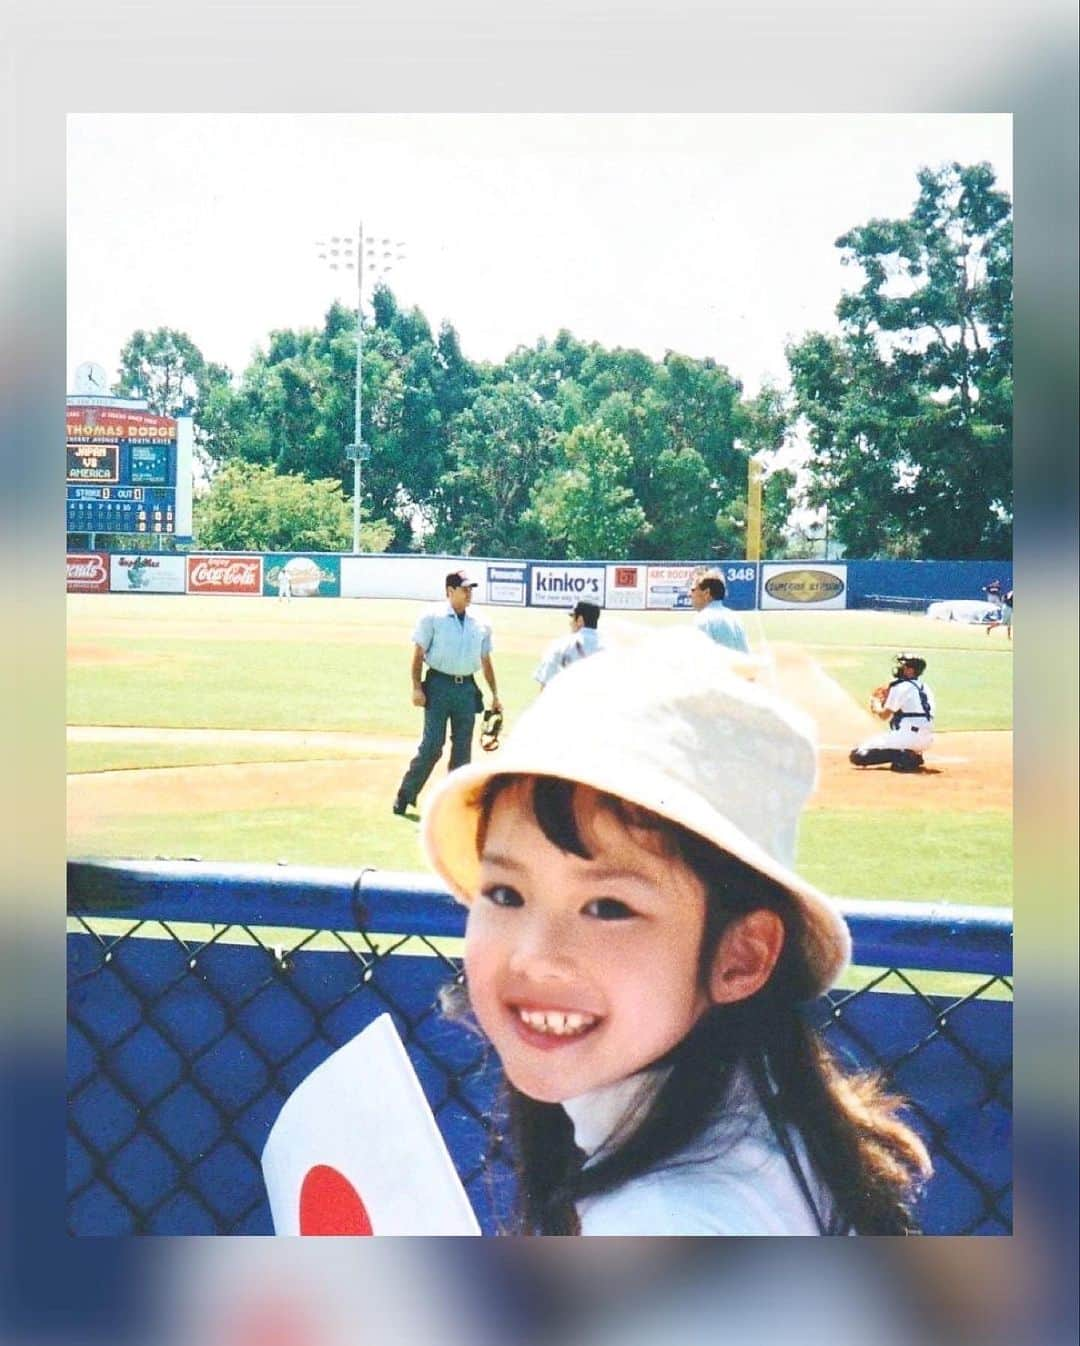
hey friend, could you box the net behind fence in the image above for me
[67,861,1011,1236]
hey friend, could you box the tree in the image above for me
[788,162,1012,558]
[503,329,593,401]
[194,295,458,550]
[761,466,798,557]
[429,379,560,556]
[193,461,393,552]
[615,353,747,558]
[525,423,647,559]
[115,328,230,417]
[125,290,801,562]
[200,304,355,478]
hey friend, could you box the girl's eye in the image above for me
[480,884,523,909]
[583,897,636,921]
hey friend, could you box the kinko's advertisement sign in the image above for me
[111,554,187,594]
[605,564,646,610]
[66,552,110,593]
[263,555,341,598]
[760,563,847,610]
[186,555,264,595]
[529,564,606,608]
[485,563,527,606]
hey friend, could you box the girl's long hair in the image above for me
[458,775,931,1236]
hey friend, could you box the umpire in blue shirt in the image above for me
[393,570,503,816]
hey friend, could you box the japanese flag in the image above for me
[261,1014,481,1236]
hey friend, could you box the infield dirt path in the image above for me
[67,641,1011,827]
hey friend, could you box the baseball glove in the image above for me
[870,685,888,711]
[480,708,503,752]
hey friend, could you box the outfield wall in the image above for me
[845,560,1012,607]
[67,860,1012,1236]
[67,551,1012,612]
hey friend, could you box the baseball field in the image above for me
[67,594,1013,907]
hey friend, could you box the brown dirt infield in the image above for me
[67,641,1011,830]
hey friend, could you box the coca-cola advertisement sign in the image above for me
[186,555,263,595]
[67,552,110,593]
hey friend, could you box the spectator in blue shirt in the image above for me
[394,571,503,816]
[689,570,750,654]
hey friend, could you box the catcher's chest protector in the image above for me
[887,678,933,730]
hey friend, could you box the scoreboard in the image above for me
[66,401,193,536]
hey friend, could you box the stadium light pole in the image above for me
[316,225,406,553]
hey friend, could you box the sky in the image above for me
[67,114,1012,402]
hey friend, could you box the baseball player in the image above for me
[849,652,935,773]
[986,587,1013,639]
[393,570,502,816]
[533,600,605,690]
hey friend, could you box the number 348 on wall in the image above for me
[725,567,755,582]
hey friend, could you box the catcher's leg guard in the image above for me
[891,750,925,773]
[850,747,898,768]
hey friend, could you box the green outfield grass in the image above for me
[66,796,1012,908]
[748,609,1013,732]
[68,598,1012,736]
[797,808,1011,906]
[68,601,544,735]
[68,803,429,872]
[68,595,1012,907]
[810,647,1010,732]
[752,608,1014,652]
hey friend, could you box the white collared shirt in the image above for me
[533,627,605,687]
[561,1066,835,1235]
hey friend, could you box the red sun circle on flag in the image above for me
[299,1164,374,1235]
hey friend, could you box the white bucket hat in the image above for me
[420,630,851,996]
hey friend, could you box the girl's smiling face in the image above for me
[464,781,712,1104]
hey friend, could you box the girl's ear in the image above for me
[707,909,786,1005]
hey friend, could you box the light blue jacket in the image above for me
[694,600,750,654]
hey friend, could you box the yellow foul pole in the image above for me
[746,455,763,561]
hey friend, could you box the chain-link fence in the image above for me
[67,861,1011,1235]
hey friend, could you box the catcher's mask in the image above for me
[894,652,927,679]
[480,708,503,752]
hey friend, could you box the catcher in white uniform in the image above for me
[850,653,935,773]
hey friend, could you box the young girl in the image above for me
[421,632,931,1235]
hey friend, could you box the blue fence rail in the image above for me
[67,860,1012,1236]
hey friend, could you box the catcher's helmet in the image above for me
[894,652,927,678]
[480,708,503,752]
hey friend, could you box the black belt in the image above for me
[428,669,472,684]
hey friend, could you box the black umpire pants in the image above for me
[397,670,480,804]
